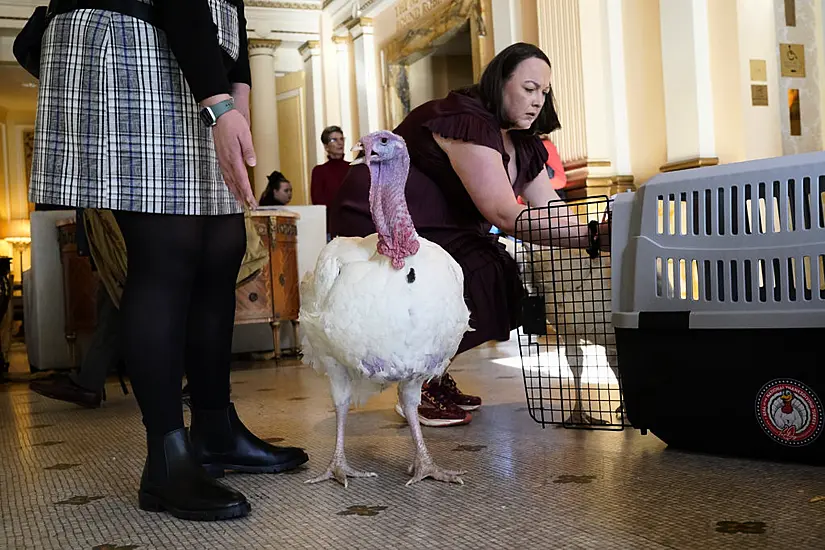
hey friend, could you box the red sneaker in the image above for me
[434,373,482,411]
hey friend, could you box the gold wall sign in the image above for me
[751,85,768,106]
[788,89,801,136]
[394,0,451,28]
[749,59,767,81]
[780,43,805,77]
[785,0,796,26]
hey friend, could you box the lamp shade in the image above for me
[0,219,31,242]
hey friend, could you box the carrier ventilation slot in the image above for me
[658,176,825,236]
[654,256,825,303]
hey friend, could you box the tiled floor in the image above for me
[1,336,824,550]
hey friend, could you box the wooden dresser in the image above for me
[57,209,302,364]
[234,209,301,358]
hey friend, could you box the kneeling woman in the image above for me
[330,43,602,426]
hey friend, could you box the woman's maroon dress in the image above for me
[329,88,549,354]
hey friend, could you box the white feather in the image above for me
[300,234,471,406]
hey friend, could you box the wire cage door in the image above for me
[513,196,625,430]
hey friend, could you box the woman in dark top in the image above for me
[29,0,307,521]
[330,43,602,427]
[259,170,294,206]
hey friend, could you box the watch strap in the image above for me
[209,98,235,120]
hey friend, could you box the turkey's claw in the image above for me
[564,409,610,426]
[305,457,377,488]
[405,456,466,486]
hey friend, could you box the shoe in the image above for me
[190,403,309,476]
[138,428,250,521]
[432,373,482,411]
[394,384,472,427]
[30,375,102,409]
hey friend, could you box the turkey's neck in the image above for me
[368,155,419,269]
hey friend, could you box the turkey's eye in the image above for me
[381,137,388,144]
[406,268,416,283]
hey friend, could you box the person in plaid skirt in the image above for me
[29,0,308,521]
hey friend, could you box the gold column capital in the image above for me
[331,34,351,45]
[299,40,321,56]
[248,38,282,52]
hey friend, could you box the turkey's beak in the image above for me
[350,143,365,165]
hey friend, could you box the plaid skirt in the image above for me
[29,1,244,216]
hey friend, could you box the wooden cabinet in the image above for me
[56,218,99,366]
[234,210,301,358]
[56,209,302,364]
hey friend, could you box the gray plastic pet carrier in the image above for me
[611,151,825,464]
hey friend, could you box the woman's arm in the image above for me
[156,0,256,207]
[155,0,231,105]
[433,134,592,247]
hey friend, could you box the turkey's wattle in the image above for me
[363,132,419,269]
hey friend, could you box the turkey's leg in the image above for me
[399,378,465,486]
[306,366,377,487]
[564,343,608,426]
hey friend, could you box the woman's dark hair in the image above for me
[475,42,561,135]
[259,170,289,206]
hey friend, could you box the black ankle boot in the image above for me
[190,403,309,476]
[138,428,250,521]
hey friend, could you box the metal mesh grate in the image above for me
[513,196,624,430]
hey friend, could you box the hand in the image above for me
[210,105,258,208]
[231,83,251,127]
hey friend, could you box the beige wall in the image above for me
[2,109,36,220]
[621,0,667,185]
[737,0,783,160]
[708,0,746,166]
[276,72,309,206]
[520,0,539,46]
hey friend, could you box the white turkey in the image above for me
[299,130,472,487]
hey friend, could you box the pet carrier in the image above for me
[612,151,825,464]
[514,196,624,430]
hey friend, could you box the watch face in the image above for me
[200,108,216,127]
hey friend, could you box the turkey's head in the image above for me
[351,130,419,269]
[780,390,794,414]
[350,130,407,167]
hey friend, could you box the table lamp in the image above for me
[0,219,32,281]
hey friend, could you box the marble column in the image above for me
[300,40,326,168]
[537,0,633,198]
[491,0,523,55]
[349,18,380,136]
[658,0,718,170]
[249,39,281,198]
[332,34,355,148]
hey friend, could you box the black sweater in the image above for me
[155,0,251,103]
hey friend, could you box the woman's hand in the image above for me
[231,83,251,126]
[203,94,258,208]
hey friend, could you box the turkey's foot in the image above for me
[305,456,377,488]
[564,407,609,426]
[405,454,465,486]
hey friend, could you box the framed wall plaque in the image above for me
[780,43,805,77]
[751,85,768,106]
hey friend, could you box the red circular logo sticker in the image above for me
[756,379,822,447]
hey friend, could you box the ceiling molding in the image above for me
[244,0,321,9]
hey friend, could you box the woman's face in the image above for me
[501,57,552,130]
[273,181,292,204]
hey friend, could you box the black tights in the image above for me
[115,211,246,437]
